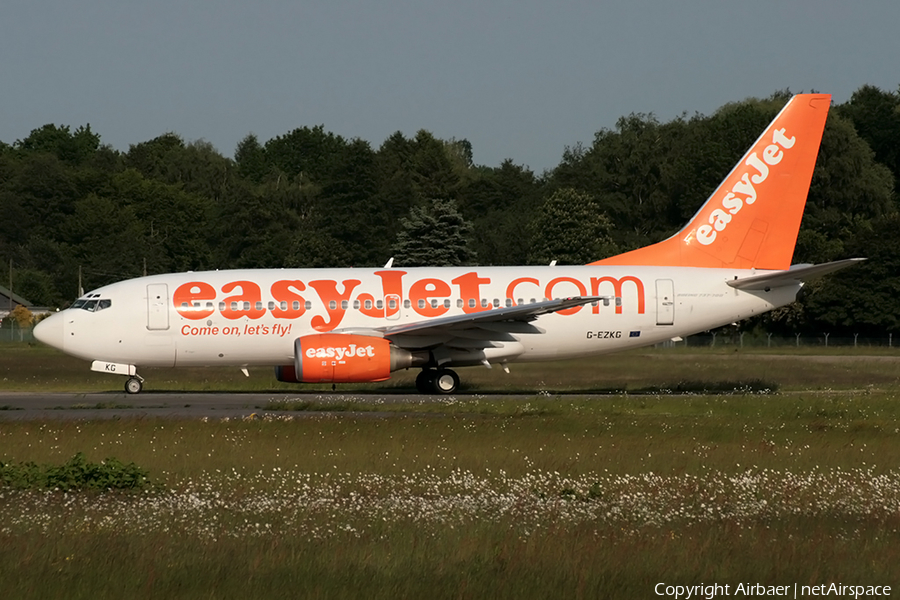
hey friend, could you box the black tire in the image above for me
[432,369,459,394]
[125,377,143,394]
[415,370,433,394]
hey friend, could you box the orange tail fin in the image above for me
[591,93,831,270]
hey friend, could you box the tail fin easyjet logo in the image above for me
[590,93,830,270]
[691,127,795,246]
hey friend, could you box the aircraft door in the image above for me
[147,283,170,330]
[656,279,674,326]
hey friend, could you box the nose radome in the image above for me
[34,313,65,350]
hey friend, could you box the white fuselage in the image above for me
[46,265,798,369]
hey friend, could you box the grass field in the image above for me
[2,342,900,598]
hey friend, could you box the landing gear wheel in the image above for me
[432,369,459,394]
[415,370,434,394]
[125,377,143,394]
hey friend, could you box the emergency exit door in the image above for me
[656,279,674,326]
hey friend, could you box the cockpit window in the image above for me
[79,299,112,312]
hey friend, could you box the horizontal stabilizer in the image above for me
[726,258,865,290]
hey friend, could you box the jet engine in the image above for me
[274,333,425,383]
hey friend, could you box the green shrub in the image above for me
[0,452,150,491]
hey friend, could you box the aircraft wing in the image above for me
[726,258,865,290]
[330,296,606,354]
[382,296,606,358]
[382,296,604,336]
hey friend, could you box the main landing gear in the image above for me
[415,368,460,394]
[125,375,144,394]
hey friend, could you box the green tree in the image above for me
[529,188,618,265]
[801,112,894,249]
[124,133,185,180]
[15,124,101,165]
[802,213,900,335]
[111,169,215,272]
[317,138,382,265]
[391,198,476,267]
[551,113,689,250]
[458,159,543,265]
[234,133,267,183]
[11,269,59,307]
[837,85,900,189]
[264,125,347,180]
[60,194,146,288]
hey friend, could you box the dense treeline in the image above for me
[1,85,898,336]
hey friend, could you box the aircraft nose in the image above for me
[34,313,65,350]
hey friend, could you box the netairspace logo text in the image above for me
[655,582,892,599]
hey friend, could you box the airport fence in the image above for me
[0,327,36,343]
[665,332,900,349]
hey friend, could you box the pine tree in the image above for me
[391,198,476,267]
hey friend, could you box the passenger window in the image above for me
[493,298,500,308]
[457,299,463,308]
[443,299,450,308]
[268,301,275,311]
[305,301,312,310]
[341,300,348,309]
[517,298,523,306]
[418,299,426,309]
[404,299,411,309]
[292,301,300,310]
[505,299,512,308]
[243,301,251,311]
[219,302,226,311]
[481,299,488,308]
[281,301,288,311]
[329,300,337,310]
[388,299,396,309]
[230,301,238,311]
[376,300,383,309]
[431,299,438,308]
[364,299,372,309]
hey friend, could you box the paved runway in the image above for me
[0,391,526,420]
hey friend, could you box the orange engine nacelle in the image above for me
[277,333,419,384]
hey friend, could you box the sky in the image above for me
[1,0,898,173]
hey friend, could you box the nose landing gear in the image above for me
[415,368,460,394]
[125,375,144,394]
[90,361,144,394]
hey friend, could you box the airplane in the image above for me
[34,93,861,395]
